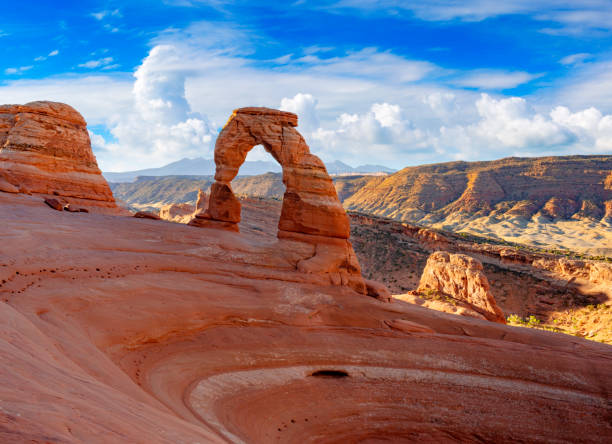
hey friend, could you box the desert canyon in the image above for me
[1,101,611,443]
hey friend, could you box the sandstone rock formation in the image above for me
[0,101,116,210]
[397,251,506,323]
[159,203,196,223]
[190,108,348,237]
[195,188,208,212]
[44,197,63,211]
[0,176,19,193]
[1,190,611,443]
[189,107,368,294]
[344,155,612,225]
[349,212,612,342]
[134,211,160,220]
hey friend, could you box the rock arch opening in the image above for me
[189,107,381,297]
[189,107,349,241]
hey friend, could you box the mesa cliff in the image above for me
[1,103,611,443]
[110,155,612,255]
[344,155,612,222]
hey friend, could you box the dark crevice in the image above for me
[309,369,349,378]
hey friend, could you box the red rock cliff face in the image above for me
[0,101,116,208]
[344,155,612,222]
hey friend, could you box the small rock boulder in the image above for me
[44,198,64,211]
[134,211,161,220]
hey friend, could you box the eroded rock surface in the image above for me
[398,251,506,323]
[189,107,368,295]
[1,191,611,443]
[0,101,116,210]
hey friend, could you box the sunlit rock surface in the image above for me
[0,101,116,211]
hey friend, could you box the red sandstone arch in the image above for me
[189,107,350,240]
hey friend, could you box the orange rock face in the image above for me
[415,251,506,323]
[190,107,368,295]
[159,202,196,223]
[0,101,116,210]
[1,191,611,443]
[191,107,348,238]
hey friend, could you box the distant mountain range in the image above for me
[103,157,394,182]
[110,155,612,256]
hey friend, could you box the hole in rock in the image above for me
[309,369,350,378]
[232,144,284,239]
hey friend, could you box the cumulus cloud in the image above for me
[304,92,612,164]
[2,20,610,170]
[310,102,430,163]
[92,45,216,171]
[435,94,612,159]
[280,93,320,131]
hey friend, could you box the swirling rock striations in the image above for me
[1,191,611,443]
[0,101,116,210]
[190,107,367,294]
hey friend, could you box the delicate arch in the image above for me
[190,107,350,240]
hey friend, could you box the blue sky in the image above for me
[1,1,612,171]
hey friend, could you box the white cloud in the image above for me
[78,57,114,69]
[310,102,430,163]
[434,94,612,159]
[471,94,570,147]
[280,93,320,131]
[552,60,612,114]
[292,47,437,83]
[92,45,216,171]
[91,9,121,20]
[33,49,60,62]
[4,66,33,75]
[330,1,612,34]
[1,20,610,171]
[559,53,591,65]
[0,75,133,126]
[451,70,542,90]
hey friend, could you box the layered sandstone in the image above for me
[404,251,505,323]
[1,191,611,443]
[344,155,612,231]
[159,202,195,223]
[349,212,612,342]
[111,155,612,255]
[189,107,367,294]
[0,101,116,210]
